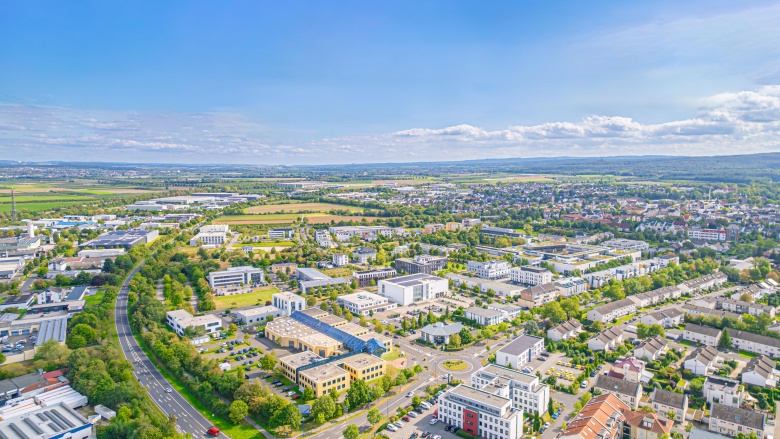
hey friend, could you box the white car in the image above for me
[406,392,414,397]
[387,425,398,432]
[165,387,172,393]
[430,419,439,425]
[407,412,418,418]
[286,391,295,396]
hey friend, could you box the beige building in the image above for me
[339,353,387,383]
[299,363,351,397]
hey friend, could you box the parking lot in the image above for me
[384,397,444,439]
[1,333,36,356]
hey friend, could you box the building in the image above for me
[80,229,158,249]
[190,225,229,246]
[495,334,545,369]
[633,336,668,361]
[328,225,401,242]
[208,266,266,288]
[703,376,743,407]
[269,228,294,239]
[0,257,24,279]
[587,327,624,352]
[0,294,36,311]
[517,283,560,308]
[378,273,448,306]
[332,253,348,267]
[602,239,650,251]
[352,267,396,287]
[509,265,552,286]
[272,292,306,316]
[270,262,298,275]
[628,286,682,308]
[741,355,777,388]
[420,322,463,345]
[465,307,506,326]
[471,364,550,415]
[337,292,397,316]
[593,374,642,409]
[487,303,523,321]
[650,388,688,423]
[298,362,351,398]
[639,308,685,328]
[0,403,92,439]
[277,181,327,189]
[547,319,583,342]
[559,394,629,439]
[622,410,673,439]
[608,357,647,383]
[717,298,775,317]
[339,353,387,383]
[467,260,511,280]
[480,226,525,239]
[352,247,377,264]
[165,310,222,336]
[234,306,284,325]
[437,384,524,439]
[683,324,722,346]
[729,329,780,358]
[587,298,637,323]
[708,403,766,439]
[554,277,588,297]
[314,229,332,247]
[688,228,727,242]
[684,346,721,375]
[446,273,525,297]
[394,255,448,274]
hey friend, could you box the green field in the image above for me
[215,213,381,225]
[213,286,280,310]
[243,241,295,247]
[246,202,363,214]
[0,201,87,213]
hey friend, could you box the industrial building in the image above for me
[378,273,448,306]
[80,229,158,249]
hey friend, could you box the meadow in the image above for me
[213,286,279,310]
[0,182,162,215]
[214,213,381,225]
[246,202,363,214]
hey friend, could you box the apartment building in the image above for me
[495,335,545,369]
[634,336,668,361]
[684,346,722,375]
[639,308,684,328]
[165,310,222,336]
[480,226,525,239]
[602,239,650,251]
[587,327,624,352]
[517,283,560,308]
[560,394,629,439]
[709,403,766,439]
[509,265,552,286]
[378,273,448,306]
[703,376,743,407]
[683,324,722,346]
[717,298,775,317]
[332,253,348,267]
[587,298,637,323]
[352,247,377,264]
[337,291,397,316]
[437,384,524,439]
[352,267,396,287]
[622,410,673,439]
[594,374,642,409]
[554,277,588,297]
[465,307,506,326]
[547,319,583,342]
[650,388,688,423]
[730,329,780,358]
[328,226,401,242]
[208,266,266,288]
[741,355,777,388]
[272,292,306,316]
[608,357,646,383]
[629,286,682,308]
[314,229,332,247]
[688,228,727,242]
[393,255,448,274]
[471,364,550,415]
[467,260,511,280]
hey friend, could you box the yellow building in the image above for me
[278,351,323,383]
[339,353,387,382]
[299,308,328,318]
[340,322,370,336]
[318,314,347,327]
[299,363,351,397]
[299,333,344,357]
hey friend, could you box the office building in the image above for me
[467,260,511,280]
[353,267,396,287]
[420,322,463,345]
[471,364,550,415]
[495,335,545,369]
[509,266,552,286]
[437,384,524,439]
[394,255,448,275]
[208,266,266,288]
[80,229,158,249]
[378,273,448,306]
[269,228,294,239]
[465,307,506,326]
[166,310,222,336]
[337,292,397,316]
[272,292,306,316]
[234,306,284,325]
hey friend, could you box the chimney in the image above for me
[28,222,35,238]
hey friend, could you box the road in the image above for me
[115,262,223,438]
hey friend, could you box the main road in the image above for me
[115,262,223,438]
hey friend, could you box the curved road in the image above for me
[115,263,224,438]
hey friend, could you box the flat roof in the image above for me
[0,403,89,439]
[299,333,341,347]
[446,384,512,411]
[236,306,281,317]
[340,353,386,370]
[299,363,349,383]
[381,273,445,287]
[279,351,323,369]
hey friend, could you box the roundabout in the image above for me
[437,357,475,375]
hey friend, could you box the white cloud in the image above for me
[2,86,780,164]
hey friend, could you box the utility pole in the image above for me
[10,188,17,223]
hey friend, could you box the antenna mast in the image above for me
[11,188,17,223]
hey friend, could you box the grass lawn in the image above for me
[243,241,295,247]
[442,360,468,371]
[246,202,363,214]
[381,350,402,361]
[214,286,280,310]
[0,201,88,213]
[678,340,696,347]
[738,350,759,358]
[84,289,107,308]
[214,213,381,225]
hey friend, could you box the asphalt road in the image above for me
[115,262,223,438]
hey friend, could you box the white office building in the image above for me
[272,292,306,316]
[332,253,348,267]
[465,307,506,326]
[166,310,222,336]
[208,266,266,288]
[337,292,397,316]
[234,306,284,325]
[509,266,553,286]
[378,273,449,306]
[438,385,524,439]
[496,335,545,369]
[467,260,511,280]
[472,364,550,416]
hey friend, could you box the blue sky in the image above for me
[1,1,780,164]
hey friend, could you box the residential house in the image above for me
[587,298,637,323]
[640,308,684,328]
[547,319,583,342]
[594,374,642,409]
[650,388,688,423]
[703,376,743,407]
[741,355,777,388]
[683,346,721,375]
[634,336,668,361]
[708,403,766,439]
[683,324,722,346]
[588,327,624,352]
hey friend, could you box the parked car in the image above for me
[387,425,398,432]
[406,392,414,397]
[293,394,301,400]
[264,374,272,379]
[274,382,284,387]
[402,416,410,422]
[430,419,439,425]
[407,411,418,418]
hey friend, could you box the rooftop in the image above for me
[497,334,544,356]
[279,351,324,369]
[299,363,350,383]
[710,402,765,430]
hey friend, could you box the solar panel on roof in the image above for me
[9,423,31,439]
[23,418,43,435]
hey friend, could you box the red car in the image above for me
[207,427,220,436]
[292,394,301,400]
[403,416,410,422]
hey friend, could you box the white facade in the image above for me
[332,254,348,267]
[272,292,306,316]
[688,228,727,241]
[586,298,637,323]
[208,266,266,288]
[495,335,545,369]
[378,274,448,306]
[268,228,294,239]
[314,229,332,247]
[467,260,511,280]
[166,310,222,336]
[471,364,550,416]
[337,292,397,316]
[234,306,283,325]
[509,266,552,286]
[465,307,506,326]
[437,385,524,439]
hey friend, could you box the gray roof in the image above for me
[731,328,780,349]
[743,355,775,379]
[704,376,740,390]
[465,307,504,319]
[684,323,722,338]
[635,335,667,355]
[594,374,641,397]
[35,316,70,346]
[420,322,463,337]
[710,403,765,430]
[689,429,732,439]
[652,388,687,410]
[383,273,444,287]
[685,346,720,364]
[497,334,544,356]
[592,298,636,315]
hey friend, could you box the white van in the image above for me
[419,402,432,410]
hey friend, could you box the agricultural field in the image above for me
[448,173,557,184]
[246,202,363,214]
[213,286,279,310]
[0,182,162,214]
[214,213,381,225]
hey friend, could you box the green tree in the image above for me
[459,328,474,344]
[260,353,278,371]
[344,424,360,439]
[303,387,315,401]
[229,400,249,424]
[548,398,554,417]
[367,407,382,425]
[412,395,421,407]
[448,333,462,348]
[271,403,303,430]
[347,379,371,408]
[719,327,732,349]
[312,394,337,420]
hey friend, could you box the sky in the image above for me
[1,1,780,165]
